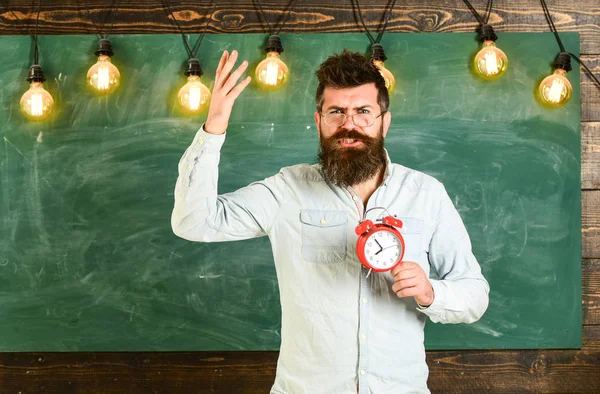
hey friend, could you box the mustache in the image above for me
[328,129,373,142]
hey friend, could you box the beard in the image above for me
[317,125,387,187]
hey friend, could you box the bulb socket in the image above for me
[94,38,114,57]
[370,43,387,62]
[553,52,572,72]
[478,24,498,42]
[185,58,204,77]
[265,35,284,54]
[26,64,46,83]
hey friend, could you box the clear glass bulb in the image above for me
[20,81,54,121]
[255,52,289,90]
[373,59,395,92]
[178,75,211,114]
[87,55,121,94]
[538,68,572,107]
[474,41,508,79]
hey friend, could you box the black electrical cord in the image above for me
[33,0,41,64]
[254,0,298,36]
[462,0,494,25]
[570,53,600,87]
[82,0,121,39]
[162,0,216,60]
[539,0,565,53]
[353,0,398,45]
[539,0,600,87]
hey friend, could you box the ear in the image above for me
[314,111,322,137]
[382,111,392,138]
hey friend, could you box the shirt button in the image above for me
[320,218,326,224]
[361,334,367,340]
[362,298,368,304]
[188,164,192,169]
[352,195,359,201]
[360,370,366,375]
[198,138,204,145]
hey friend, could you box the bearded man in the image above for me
[172,49,489,394]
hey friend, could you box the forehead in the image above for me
[322,83,379,109]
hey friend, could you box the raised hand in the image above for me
[204,50,252,135]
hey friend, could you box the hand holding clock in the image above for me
[391,262,434,307]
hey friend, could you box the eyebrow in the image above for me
[324,105,374,112]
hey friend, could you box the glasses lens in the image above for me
[324,113,346,127]
[353,113,375,127]
[323,113,377,127]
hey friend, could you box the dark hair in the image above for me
[315,49,389,113]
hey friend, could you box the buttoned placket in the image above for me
[347,175,390,394]
[346,186,371,393]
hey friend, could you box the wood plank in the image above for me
[583,191,600,259]
[581,55,600,122]
[584,259,600,325]
[0,326,598,394]
[583,122,600,189]
[0,0,599,53]
[427,326,600,393]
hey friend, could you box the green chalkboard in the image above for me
[0,33,581,351]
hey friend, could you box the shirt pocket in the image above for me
[299,209,348,264]
[396,217,425,265]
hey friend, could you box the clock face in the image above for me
[364,229,403,270]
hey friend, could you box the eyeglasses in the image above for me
[321,111,384,128]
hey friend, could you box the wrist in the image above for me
[416,287,435,308]
[204,120,227,135]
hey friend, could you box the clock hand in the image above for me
[374,239,383,254]
[376,244,399,255]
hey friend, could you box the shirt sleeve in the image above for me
[171,126,287,242]
[417,182,490,324]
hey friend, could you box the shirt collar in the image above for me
[382,148,391,186]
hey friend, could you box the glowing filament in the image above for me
[96,67,110,91]
[30,92,44,116]
[189,86,202,110]
[483,51,499,76]
[265,62,280,86]
[546,78,565,104]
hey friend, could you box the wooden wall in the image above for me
[1,1,598,392]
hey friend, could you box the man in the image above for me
[172,49,489,394]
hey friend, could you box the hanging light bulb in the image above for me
[255,35,289,90]
[370,43,395,92]
[538,52,573,107]
[177,58,211,114]
[473,24,508,80]
[20,64,54,121]
[87,38,121,94]
[474,41,508,79]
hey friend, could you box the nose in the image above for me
[341,113,357,130]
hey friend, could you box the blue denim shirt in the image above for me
[172,127,490,394]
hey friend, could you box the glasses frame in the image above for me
[320,111,385,128]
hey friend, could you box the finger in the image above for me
[218,50,239,86]
[395,286,420,298]
[390,261,417,277]
[228,76,252,101]
[222,60,249,94]
[392,278,419,294]
[391,268,418,282]
[215,50,229,83]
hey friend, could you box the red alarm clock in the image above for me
[355,216,405,272]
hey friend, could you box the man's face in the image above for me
[314,83,391,187]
